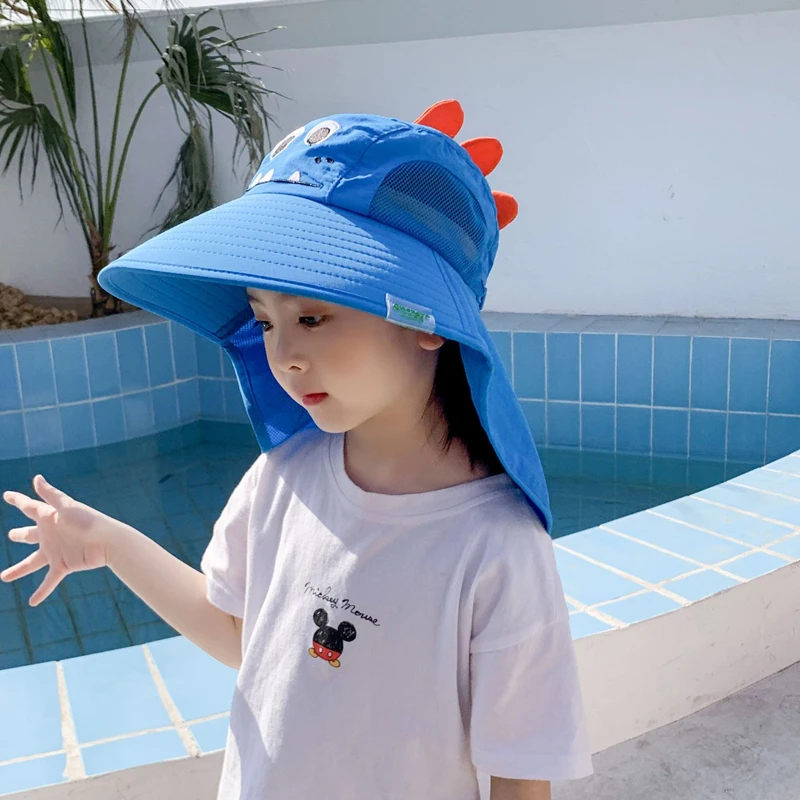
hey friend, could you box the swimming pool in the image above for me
[0,420,758,671]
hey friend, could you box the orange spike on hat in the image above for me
[416,100,519,230]
[461,137,503,176]
[414,99,464,138]
[493,191,518,230]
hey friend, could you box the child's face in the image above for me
[246,288,446,435]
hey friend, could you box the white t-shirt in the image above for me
[200,428,592,799]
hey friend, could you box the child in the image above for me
[2,100,592,799]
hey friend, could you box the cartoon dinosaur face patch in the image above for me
[308,608,357,669]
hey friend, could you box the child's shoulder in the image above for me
[469,481,551,549]
[466,490,565,649]
[465,486,558,586]
[239,427,331,492]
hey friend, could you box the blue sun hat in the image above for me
[97,99,552,531]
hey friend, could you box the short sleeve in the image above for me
[470,617,593,780]
[467,501,593,780]
[200,455,264,618]
[470,507,566,653]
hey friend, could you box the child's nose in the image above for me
[270,333,309,373]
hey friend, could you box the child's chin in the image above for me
[305,412,352,435]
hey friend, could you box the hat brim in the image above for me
[99,191,552,530]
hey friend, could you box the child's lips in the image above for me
[301,393,328,406]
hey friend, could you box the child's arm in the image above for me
[107,520,244,668]
[2,475,244,669]
[490,778,551,800]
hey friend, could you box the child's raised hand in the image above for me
[1,474,124,607]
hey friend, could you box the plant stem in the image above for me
[105,82,159,244]
[26,13,94,229]
[79,0,105,241]
[103,12,136,233]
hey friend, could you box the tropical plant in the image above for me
[0,0,283,315]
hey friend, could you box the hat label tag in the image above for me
[385,294,436,333]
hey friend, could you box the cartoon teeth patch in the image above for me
[308,608,356,669]
[247,119,341,190]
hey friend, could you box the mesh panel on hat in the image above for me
[367,161,486,303]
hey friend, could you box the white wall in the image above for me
[2,8,800,317]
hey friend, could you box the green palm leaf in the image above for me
[0,42,34,105]
[149,120,214,234]
[15,0,78,121]
[156,9,282,176]
[0,98,84,227]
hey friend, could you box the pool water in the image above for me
[0,422,759,670]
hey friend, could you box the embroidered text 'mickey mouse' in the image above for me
[308,608,357,668]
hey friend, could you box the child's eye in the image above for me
[258,316,324,333]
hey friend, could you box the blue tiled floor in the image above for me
[190,717,231,754]
[595,592,683,624]
[561,527,697,583]
[766,533,800,559]
[696,482,800,526]
[0,662,62,760]
[62,646,173,743]
[0,754,67,795]
[148,637,237,722]
[720,551,791,580]
[663,570,741,601]
[568,613,615,638]
[605,512,751,564]
[651,496,793,546]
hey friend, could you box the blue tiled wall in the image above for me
[0,312,245,461]
[2,311,800,464]
[485,313,800,465]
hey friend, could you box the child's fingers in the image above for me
[2,490,51,522]
[0,548,47,583]
[29,566,64,607]
[7,526,39,545]
[32,475,71,510]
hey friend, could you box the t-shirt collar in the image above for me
[325,432,515,519]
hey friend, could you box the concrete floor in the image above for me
[554,660,800,800]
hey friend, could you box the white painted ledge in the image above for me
[575,559,800,753]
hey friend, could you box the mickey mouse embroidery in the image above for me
[308,608,357,668]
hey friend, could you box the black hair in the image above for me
[426,339,505,476]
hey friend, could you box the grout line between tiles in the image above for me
[554,540,691,605]
[142,644,201,758]
[724,337,731,463]
[725,479,800,505]
[686,336,694,457]
[764,338,773,463]
[543,333,549,444]
[56,661,85,780]
[11,343,30,456]
[689,494,799,528]
[80,336,98,449]
[762,465,800,477]
[0,708,234,769]
[645,507,799,552]
[601,519,795,570]
[649,336,655,456]
[613,333,618,451]
[577,334,583,449]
